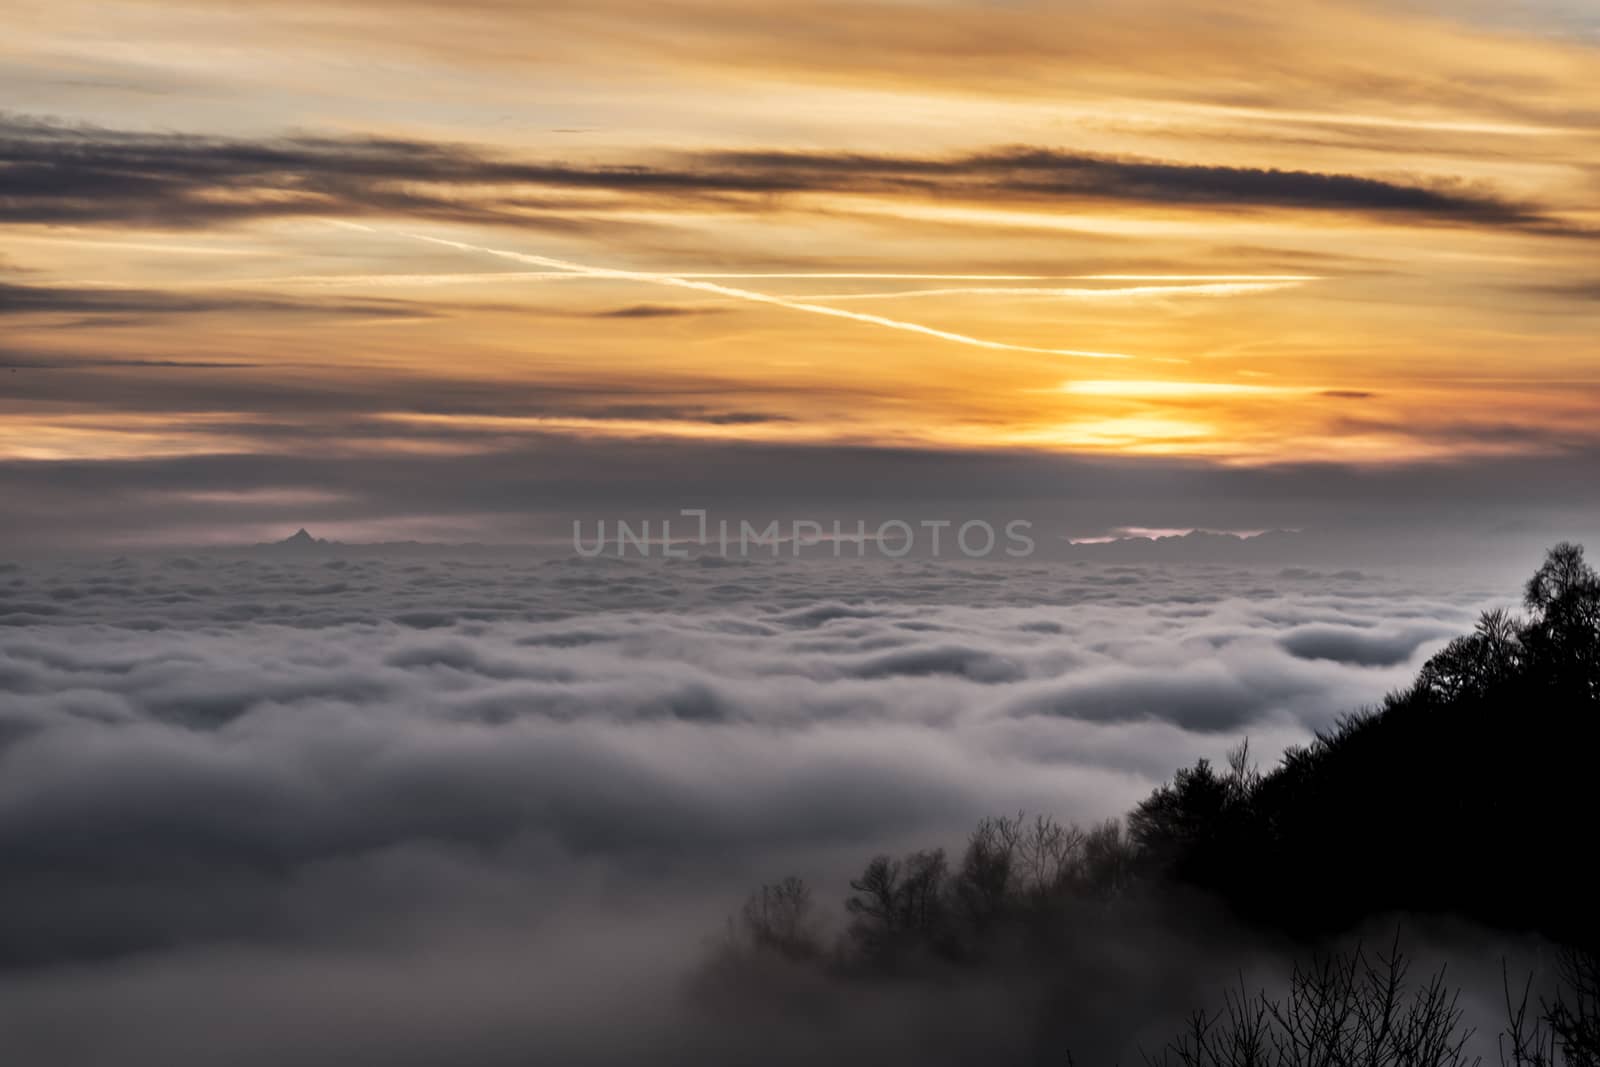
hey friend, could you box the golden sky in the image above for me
[2,0,1599,542]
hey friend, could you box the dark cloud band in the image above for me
[0,113,1575,234]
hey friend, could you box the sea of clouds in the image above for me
[0,551,1522,1063]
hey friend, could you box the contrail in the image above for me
[1076,275,1318,282]
[217,271,1207,288]
[675,273,1317,281]
[341,224,1134,360]
[194,266,1319,289]
[672,273,1101,280]
[799,282,1307,301]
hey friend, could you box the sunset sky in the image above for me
[3,0,1598,547]
[4,7,1600,1055]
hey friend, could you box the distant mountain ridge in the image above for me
[246,528,503,556]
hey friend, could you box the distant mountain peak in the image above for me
[261,528,332,549]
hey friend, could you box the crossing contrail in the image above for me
[797,282,1307,301]
[341,224,1136,360]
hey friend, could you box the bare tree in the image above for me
[845,848,949,960]
[739,876,823,962]
[1226,738,1262,800]
[1015,814,1087,901]
[1416,610,1526,702]
[953,814,1023,929]
[1500,965,1557,1067]
[1149,940,1474,1067]
[1525,544,1598,616]
[1078,818,1138,898]
[1547,949,1600,1067]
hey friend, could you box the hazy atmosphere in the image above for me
[0,552,1533,1061]
[2,0,1598,1064]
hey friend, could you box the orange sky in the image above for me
[2,0,1598,492]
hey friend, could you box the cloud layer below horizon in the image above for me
[0,554,1516,1061]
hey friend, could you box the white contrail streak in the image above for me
[340,224,1134,360]
[674,273,1317,281]
[799,282,1306,301]
[1075,275,1318,282]
[675,273,1091,280]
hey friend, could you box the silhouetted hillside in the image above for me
[1132,542,1600,948]
[702,545,1600,1063]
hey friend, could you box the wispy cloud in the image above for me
[0,280,435,321]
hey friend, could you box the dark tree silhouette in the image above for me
[1125,544,1600,945]
[704,545,1600,1061]
[1547,949,1600,1067]
[844,848,950,964]
[739,876,823,962]
[1148,941,1474,1067]
[1519,543,1600,699]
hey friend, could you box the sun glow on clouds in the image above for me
[1,0,1597,483]
[1060,381,1305,398]
[0,415,265,462]
[1038,417,1217,449]
[376,412,849,445]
